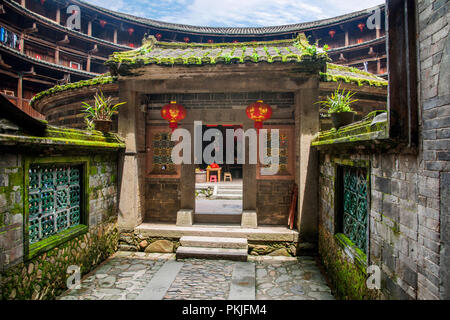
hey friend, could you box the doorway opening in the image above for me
[194,124,243,223]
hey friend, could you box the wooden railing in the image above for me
[2,94,45,120]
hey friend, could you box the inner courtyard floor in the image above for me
[58,252,334,300]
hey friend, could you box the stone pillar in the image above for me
[243,121,256,212]
[117,83,145,231]
[180,121,195,211]
[295,76,320,243]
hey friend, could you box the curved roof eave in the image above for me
[73,0,384,36]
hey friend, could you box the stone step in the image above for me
[216,189,242,195]
[214,193,242,198]
[218,186,242,189]
[194,213,241,224]
[180,236,248,249]
[176,246,248,261]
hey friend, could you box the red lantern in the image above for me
[40,0,46,5]
[358,23,365,32]
[207,39,214,43]
[161,101,186,131]
[128,27,134,36]
[128,43,134,48]
[246,100,272,132]
[155,33,162,40]
[99,20,107,28]
[184,37,190,43]
[328,29,336,38]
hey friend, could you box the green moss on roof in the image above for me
[0,124,125,150]
[106,33,329,72]
[30,74,117,107]
[312,112,388,147]
[321,63,388,87]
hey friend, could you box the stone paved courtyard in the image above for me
[58,252,334,300]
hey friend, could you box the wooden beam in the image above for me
[113,29,118,44]
[24,22,38,34]
[55,46,60,64]
[17,73,23,109]
[86,55,91,72]
[87,21,92,37]
[386,0,418,146]
[56,7,61,24]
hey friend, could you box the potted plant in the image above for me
[81,90,126,133]
[317,85,358,129]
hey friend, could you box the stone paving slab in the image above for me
[57,253,334,300]
[58,252,175,300]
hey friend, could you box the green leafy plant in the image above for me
[81,90,127,121]
[84,116,95,130]
[316,85,358,114]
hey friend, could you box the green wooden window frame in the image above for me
[24,156,90,260]
[334,159,370,270]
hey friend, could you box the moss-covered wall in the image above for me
[318,226,381,300]
[318,151,441,300]
[0,151,120,300]
[1,219,118,300]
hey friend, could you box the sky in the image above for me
[83,0,385,27]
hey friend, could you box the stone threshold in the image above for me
[135,223,299,242]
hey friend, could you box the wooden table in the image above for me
[206,167,221,182]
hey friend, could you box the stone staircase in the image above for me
[176,236,248,261]
[214,184,243,200]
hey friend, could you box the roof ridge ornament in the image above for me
[142,34,157,49]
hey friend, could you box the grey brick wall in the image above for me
[317,0,449,300]
[257,180,294,225]
[418,0,449,300]
[145,178,181,223]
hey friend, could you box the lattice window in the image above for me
[28,164,82,244]
[148,130,177,175]
[340,166,369,253]
[257,126,294,179]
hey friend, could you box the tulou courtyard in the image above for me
[0,0,449,307]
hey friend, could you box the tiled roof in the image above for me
[106,34,328,70]
[320,63,388,87]
[76,0,384,36]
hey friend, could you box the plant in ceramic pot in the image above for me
[81,90,126,133]
[317,85,358,129]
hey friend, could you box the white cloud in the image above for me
[83,0,386,27]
